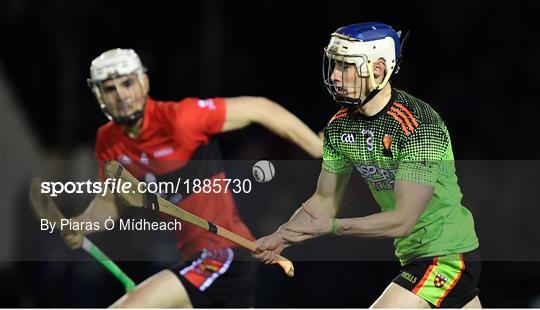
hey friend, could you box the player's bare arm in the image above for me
[61,192,120,249]
[285,180,433,239]
[221,96,323,158]
[253,169,350,263]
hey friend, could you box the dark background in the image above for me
[1,0,539,307]
[2,0,539,159]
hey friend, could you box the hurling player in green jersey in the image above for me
[253,22,481,308]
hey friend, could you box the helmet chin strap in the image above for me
[111,109,144,126]
[356,61,394,107]
[367,59,394,91]
[97,93,146,126]
[356,88,381,108]
[95,75,148,126]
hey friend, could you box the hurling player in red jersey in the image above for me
[61,48,323,307]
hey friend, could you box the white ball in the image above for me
[252,160,275,183]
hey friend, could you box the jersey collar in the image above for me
[353,88,397,121]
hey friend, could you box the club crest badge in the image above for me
[434,273,448,288]
[382,134,393,157]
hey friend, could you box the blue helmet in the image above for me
[323,22,405,109]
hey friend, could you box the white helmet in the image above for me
[323,22,405,109]
[89,48,144,82]
[326,32,397,77]
[88,48,147,125]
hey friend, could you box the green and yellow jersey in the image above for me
[322,88,479,264]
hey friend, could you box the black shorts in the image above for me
[393,248,481,308]
[169,247,256,307]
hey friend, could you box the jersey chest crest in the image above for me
[334,120,400,162]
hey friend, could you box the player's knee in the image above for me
[110,270,193,308]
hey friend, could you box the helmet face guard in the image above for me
[322,22,402,110]
[88,73,147,126]
[87,49,148,126]
[322,49,368,110]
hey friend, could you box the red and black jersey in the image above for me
[95,97,254,259]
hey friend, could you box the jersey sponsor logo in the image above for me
[153,146,174,158]
[361,129,374,151]
[198,99,217,110]
[383,134,393,157]
[434,273,448,288]
[355,164,397,191]
[341,133,355,143]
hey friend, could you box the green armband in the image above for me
[331,218,338,235]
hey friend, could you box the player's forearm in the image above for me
[277,194,336,242]
[255,99,323,158]
[71,193,119,234]
[335,211,413,238]
[284,120,323,158]
[276,206,311,237]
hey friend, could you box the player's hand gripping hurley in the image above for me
[105,160,295,277]
[29,177,136,292]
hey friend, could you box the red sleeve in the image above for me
[168,97,226,144]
